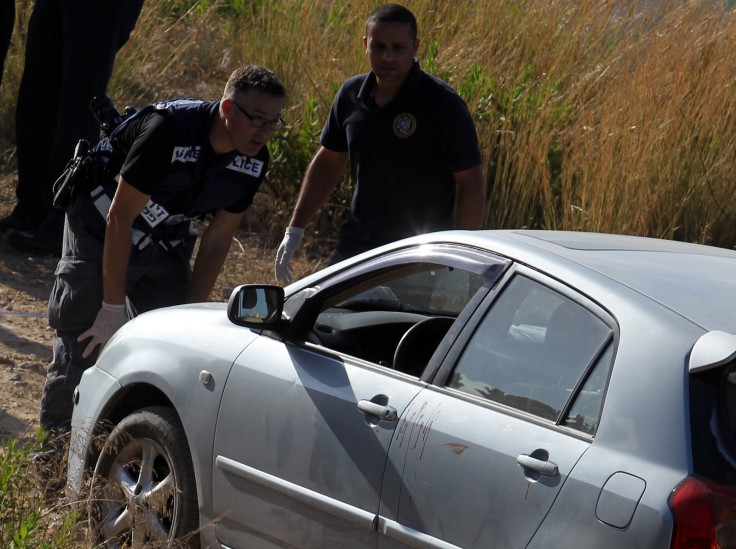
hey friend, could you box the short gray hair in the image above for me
[223,65,286,100]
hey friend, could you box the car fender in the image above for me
[71,303,261,521]
[67,366,121,502]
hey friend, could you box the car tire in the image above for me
[88,406,200,548]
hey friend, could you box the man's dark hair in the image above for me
[366,4,418,40]
[223,65,286,100]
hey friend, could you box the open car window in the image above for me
[448,274,613,435]
[306,263,488,375]
[330,265,485,316]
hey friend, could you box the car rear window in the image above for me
[689,363,736,484]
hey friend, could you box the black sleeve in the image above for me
[223,190,256,214]
[116,111,177,195]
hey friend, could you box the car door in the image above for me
[211,247,509,548]
[378,270,615,548]
[212,337,425,548]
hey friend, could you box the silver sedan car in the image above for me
[67,230,736,548]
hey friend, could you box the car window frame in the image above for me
[280,243,512,373]
[431,264,619,440]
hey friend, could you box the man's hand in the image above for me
[274,226,304,284]
[77,301,128,358]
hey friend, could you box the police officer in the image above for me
[274,3,485,283]
[40,65,286,445]
[0,0,13,91]
[3,0,146,255]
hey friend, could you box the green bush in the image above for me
[0,429,81,548]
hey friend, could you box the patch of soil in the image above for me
[0,235,56,444]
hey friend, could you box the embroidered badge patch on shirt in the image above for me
[393,113,417,138]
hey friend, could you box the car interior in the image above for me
[292,261,614,436]
[448,274,614,434]
[302,262,487,376]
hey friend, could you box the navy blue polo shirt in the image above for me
[321,60,482,257]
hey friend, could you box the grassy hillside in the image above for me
[2,0,736,249]
[2,2,736,544]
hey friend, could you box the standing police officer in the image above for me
[40,65,286,446]
[274,3,484,283]
[4,0,146,255]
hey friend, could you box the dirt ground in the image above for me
[0,233,56,444]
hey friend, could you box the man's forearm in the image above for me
[102,217,133,305]
[289,147,347,228]
[102,177,153,305]
[187,233,231,303]
[455,165,486,230]
[456,189,485,229]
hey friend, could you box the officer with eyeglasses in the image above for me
[39,65,286,455]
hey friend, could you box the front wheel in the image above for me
[89,406,200,548]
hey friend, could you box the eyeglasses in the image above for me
[231,101,285,130]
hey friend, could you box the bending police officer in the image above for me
[41,65,286,449]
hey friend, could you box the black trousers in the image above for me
[14,0,144,224]
[0,0,13,91]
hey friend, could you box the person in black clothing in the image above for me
[274,3,485,283]
[3,0,145,256]
[39,65,285,455]
[0,1,13,90]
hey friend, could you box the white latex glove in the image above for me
[78,301,128,359]
[274,226,305,284]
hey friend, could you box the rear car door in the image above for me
[379,269,615,548]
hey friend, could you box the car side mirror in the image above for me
[227,284,285,328]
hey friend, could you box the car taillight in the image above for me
[669,476,736,549]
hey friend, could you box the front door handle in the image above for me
[516,454,559,477]
[358,399,397,421]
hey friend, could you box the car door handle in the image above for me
[357,399,397,421]
[516,454,559,477]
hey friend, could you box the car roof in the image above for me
[293,229,736,333]
[432,230,736,333]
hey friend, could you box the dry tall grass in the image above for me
[2,0,736,248]
[3,2,736,544]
